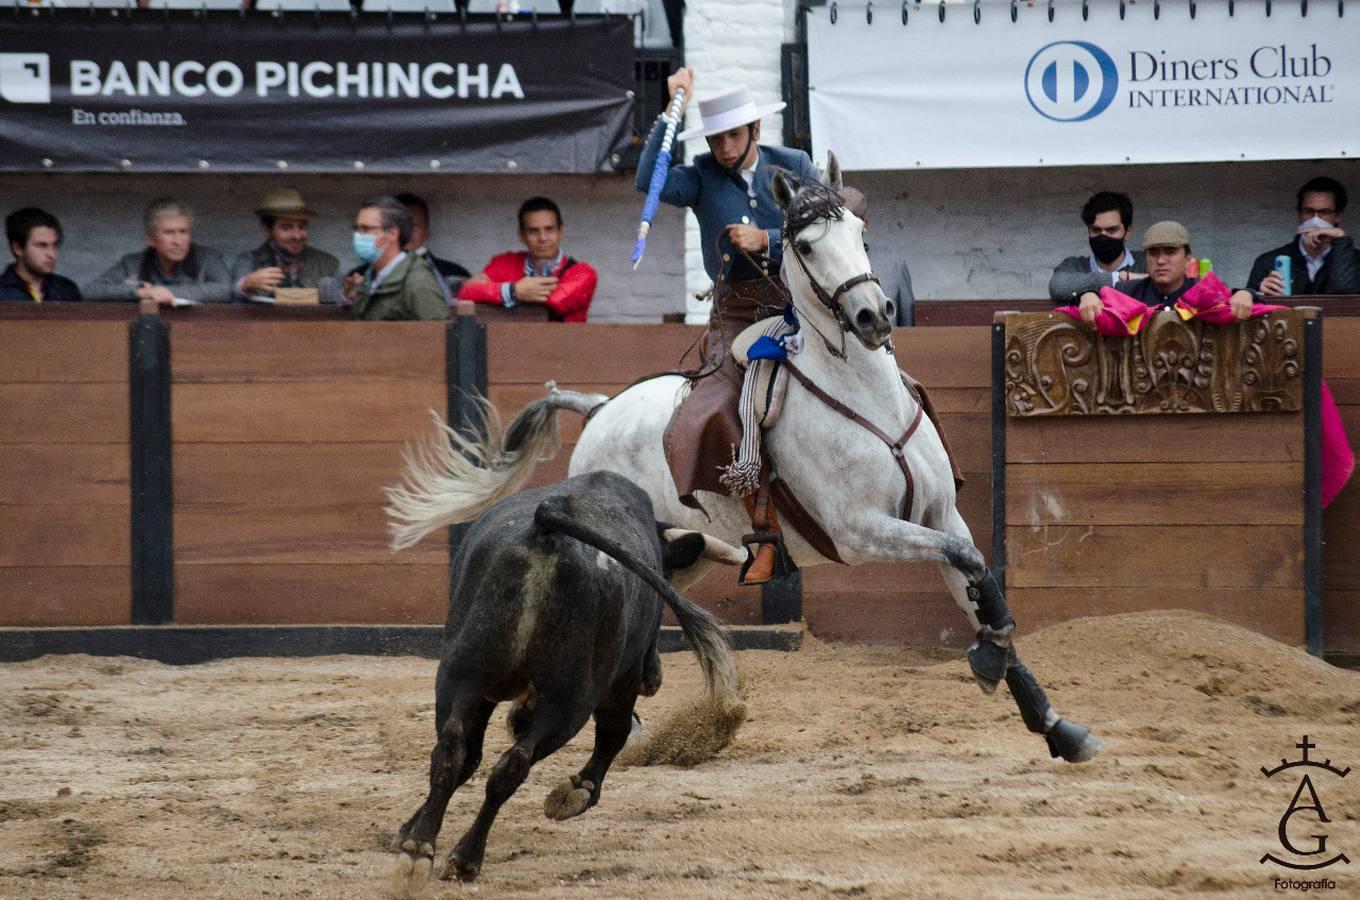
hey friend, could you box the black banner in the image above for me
[0,13,635,173]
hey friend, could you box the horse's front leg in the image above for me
[848,509,1101,764]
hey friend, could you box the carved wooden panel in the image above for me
[1003,310,1309,417]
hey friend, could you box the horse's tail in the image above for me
[385,383,608,551]
[534,499,741,712]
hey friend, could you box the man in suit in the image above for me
[1246,176,1359,297]
[839,186,916,326]
[636,68,821,584]
[395,192,471,304]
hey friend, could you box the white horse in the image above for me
[388,158,1100,764]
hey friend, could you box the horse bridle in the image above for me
[784,222,881,360]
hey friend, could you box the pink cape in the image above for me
[1173,272,1287,324]
[1054,286,1154,336]
[1321,382,1355,508]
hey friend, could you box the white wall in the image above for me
[0,172,686,322]
[679,0,789,322]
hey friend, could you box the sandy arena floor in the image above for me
[1,610,1358,899]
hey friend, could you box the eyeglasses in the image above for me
[354,224,388,235]
[1301,207,1337,218]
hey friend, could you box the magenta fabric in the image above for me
[1321,381,1355,509]
[1055,286,1154,336]
[1174,272,1287,325]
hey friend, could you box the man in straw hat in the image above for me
[636,68,821,584]
[230,187,339,301]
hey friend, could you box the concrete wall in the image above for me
[0,172,687,323]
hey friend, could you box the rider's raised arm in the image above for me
[636,115,701,209]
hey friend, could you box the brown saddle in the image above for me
[660,350,965,567]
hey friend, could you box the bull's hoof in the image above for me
[391,838,435,889]
[966,638,1009,694]
[1045,719,1103,764]
[399,838,435,859]
[443,852,481,883]
[544,775,596,821]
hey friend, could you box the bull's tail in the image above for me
[533,500,741,711]
[385,383,608,551]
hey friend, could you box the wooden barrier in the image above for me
[0,317,130,625]
[998,308,1317,649]
[2,301,1358,659]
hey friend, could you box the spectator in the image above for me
[230,188,339,302]
[457,196,597,322]
[395,192,471,303]
[84,198,231,304]
[1246,176,1360,297]
[345,195,447,321]
[1049,191,1147,303]
[1076,221,1256,325]
[839,186,915,326]
[2,207,80,302]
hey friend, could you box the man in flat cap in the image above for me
[231,187,339,302]
[1076,220,1257,325]
[636,68,821,584]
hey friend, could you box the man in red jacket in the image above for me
[457,196,597,322]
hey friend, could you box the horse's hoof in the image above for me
[967,638,1008,694]
[544,776,595,821]
[1046,719,1103,764]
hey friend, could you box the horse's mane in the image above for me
[782,176,847,241]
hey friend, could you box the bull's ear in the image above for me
[771,169,795,211]
[657,524,706,573]
[824,150,843,190]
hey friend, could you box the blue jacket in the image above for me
[637,114,820,282]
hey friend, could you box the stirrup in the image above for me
[738,531,796,586]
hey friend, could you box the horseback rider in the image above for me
[636,67,822,585]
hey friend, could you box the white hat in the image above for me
[677,85,786,142]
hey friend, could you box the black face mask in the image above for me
[1088,234,1126,266]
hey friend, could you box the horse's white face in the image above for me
[784,207,895,352]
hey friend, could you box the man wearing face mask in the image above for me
[1246,176,1360,297]
[1075,221,1258,326]
[345,195,447,322]
[1048,191,1147,303]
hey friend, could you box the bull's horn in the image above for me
[662,529,748,566]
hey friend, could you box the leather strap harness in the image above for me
[781,358,925,520]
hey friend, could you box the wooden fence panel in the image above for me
[1003,310,1312,649]
[0,321,129,625]
[171,322,447,624]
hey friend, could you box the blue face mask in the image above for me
[352,231,380,264]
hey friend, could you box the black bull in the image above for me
[394,470,744,882]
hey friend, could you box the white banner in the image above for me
[808,0,1359,170]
